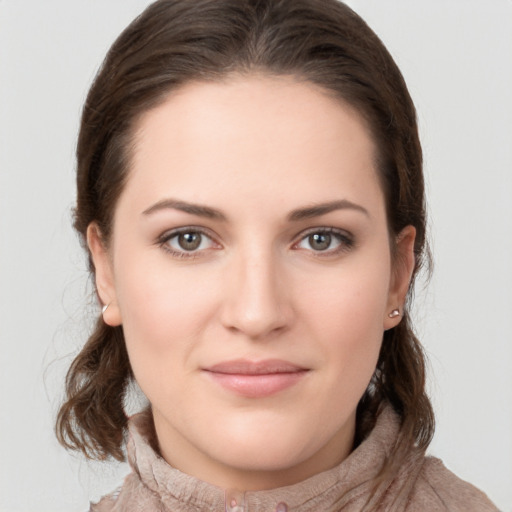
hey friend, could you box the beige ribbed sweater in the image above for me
[91,407,499,511]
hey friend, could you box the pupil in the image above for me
[179,232,201,250]
[309,233,331,251]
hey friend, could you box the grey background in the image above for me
[1,1,511,510]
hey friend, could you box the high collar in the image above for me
[124,405,416,512]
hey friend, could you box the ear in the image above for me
[87,223,122,326]
[383,225,416,330]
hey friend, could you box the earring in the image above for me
[388,308,400,318]
[102,303,110,314]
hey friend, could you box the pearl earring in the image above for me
[102,303,110,314]
[388,308,400,318]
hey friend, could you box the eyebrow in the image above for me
[142,198,369,222]
[142,198,227,220]
[287,200,370,221]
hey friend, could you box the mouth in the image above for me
[202,359,310,398]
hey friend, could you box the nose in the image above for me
[219,248,293,340]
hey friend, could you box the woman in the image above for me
[56,0,498,510]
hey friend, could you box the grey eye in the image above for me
[165,230,215,253]
[178,232,202,251]
[295,229,349,254]
[307,233,332,251]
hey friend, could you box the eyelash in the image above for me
[157,226,220,259]
[156,226,355,259]
[292,227,355,257]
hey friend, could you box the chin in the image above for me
[201,415,332,472]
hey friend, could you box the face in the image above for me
[89,75,415,490]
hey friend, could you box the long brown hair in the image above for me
[57,0,434,492]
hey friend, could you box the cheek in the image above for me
[112,249,220,372]
[297,252,391,382]
[300,258,391,338]
[114,262,223,417]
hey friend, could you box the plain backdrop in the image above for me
[1,1,511,511]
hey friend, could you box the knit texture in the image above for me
[91,407,498,511]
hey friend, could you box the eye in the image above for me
[305,232,334,251]
[294,228,354,255]
[158,227,219,257]
[173,232,204,251]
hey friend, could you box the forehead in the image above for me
[121,74,384,219]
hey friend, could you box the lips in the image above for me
[202,359,309,398]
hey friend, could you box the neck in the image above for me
[153,408,356,491]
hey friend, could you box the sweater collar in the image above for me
[126,405,404,512]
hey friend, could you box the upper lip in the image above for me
[204,359,308,375]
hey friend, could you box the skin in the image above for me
[88,74,415,491]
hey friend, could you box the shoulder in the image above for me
[406,456,499,512]
[89,473,163,512]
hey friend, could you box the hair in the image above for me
[57,0,434,500]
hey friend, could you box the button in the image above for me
[275,502,288,512]
[225,489,246,512]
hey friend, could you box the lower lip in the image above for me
[204,371,308,398]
